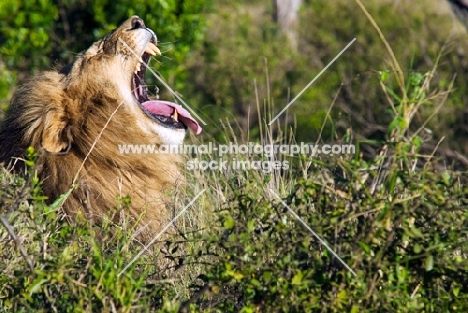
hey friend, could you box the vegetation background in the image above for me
[1,0,468,312]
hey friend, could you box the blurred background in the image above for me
[1,0,468,168]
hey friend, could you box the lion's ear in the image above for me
[41,110,73,153]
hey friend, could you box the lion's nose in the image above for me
[131,17,146,29]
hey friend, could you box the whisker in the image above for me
[161,47,174,53]
[149,58,163,65]
[157,40,178,45]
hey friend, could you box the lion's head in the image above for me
[0,16,201,239]
[52,16,201,152]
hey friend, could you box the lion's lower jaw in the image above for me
[152,125,187,146]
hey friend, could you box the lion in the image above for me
[0,16,202,240]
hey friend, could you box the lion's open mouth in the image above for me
[131,42,202,135]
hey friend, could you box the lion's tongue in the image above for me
[142,100,202,135]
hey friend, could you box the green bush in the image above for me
[192,170,468,312]
[183,0,468,163]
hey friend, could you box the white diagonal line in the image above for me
[118,189,206,277]
[118,37,207,125]
[269,38,356,125]
[268,189,357,276]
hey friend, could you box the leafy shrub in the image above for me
[191,167,468,312]
[183,0,468,164]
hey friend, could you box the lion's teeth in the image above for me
[145,42,161,56]
[173,109,179,122]
[135,62,141,74]
[144,46,155,56]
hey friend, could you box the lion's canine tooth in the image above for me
[145,42,161,56]
[135,62,141,74]
[173,109,179,122]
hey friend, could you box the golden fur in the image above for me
[0,16,190,239]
